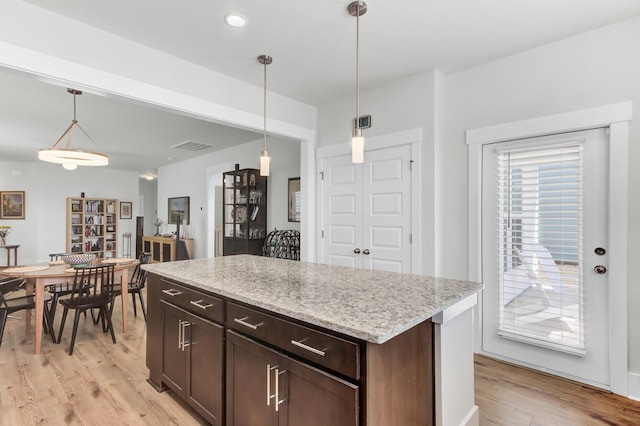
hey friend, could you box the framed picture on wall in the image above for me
[120,201,133,219]
[168,196,190,225]
[288,177,301,222]
[0,191,25,219]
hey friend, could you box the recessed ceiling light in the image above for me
[225,13,246,27]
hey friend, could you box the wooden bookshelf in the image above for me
[66,197,118,259]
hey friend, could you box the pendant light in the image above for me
[39,88,108,170]
[349,1,367,164]
[258,54,272,176]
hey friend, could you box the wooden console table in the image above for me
[142,236,193,263]
[1,244,19,267]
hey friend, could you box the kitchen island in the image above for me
[143,255,482,425]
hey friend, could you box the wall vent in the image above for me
[170,140,214,151]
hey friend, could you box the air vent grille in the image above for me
[170,140,214,152]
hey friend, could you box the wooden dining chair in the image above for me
[0,277,55,348]
[56,263,117,355]
[110,252,152,321]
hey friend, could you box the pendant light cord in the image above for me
[355,1,360,129]
[263,60,267,151]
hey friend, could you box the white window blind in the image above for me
[496,144,585,355]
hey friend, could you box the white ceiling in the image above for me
[2,0,639,174]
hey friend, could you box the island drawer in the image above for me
[159,279,223,323]
[227,302,360,380]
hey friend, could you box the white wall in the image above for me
[439,18,640,372]
[157,137,300,259]
[139,178,158,236]
[0,161,139,264]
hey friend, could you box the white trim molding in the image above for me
[466,101,632,397]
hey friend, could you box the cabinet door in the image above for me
[227,330,279,426]
[162,242,173,262]
[152,242,161,262]
[186,312,224,425]
[279,353,359,426]
[161,301,186,398]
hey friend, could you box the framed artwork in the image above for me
[288,177,301,222]
[168,196,190,225]
[0,191,25,219]
[120,201,133,219]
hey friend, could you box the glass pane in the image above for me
[498,145,584,352]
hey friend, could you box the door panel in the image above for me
[227,330,279,426]
[362,145,412,272]
[187,313,224,425]
[481,128,609,388]
[323,156,363,267]
[161,301,186,397]
[280,353,358,426]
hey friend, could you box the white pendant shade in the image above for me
[39,88,108,170]
[351,130,364,164]
[260,150,270,176]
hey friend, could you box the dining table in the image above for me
[0,257,139,354]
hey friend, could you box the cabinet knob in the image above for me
[363,249,370,255]
[353,248,361,254]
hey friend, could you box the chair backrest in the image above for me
[69,264,116,301]
[130,252,152,286]
[0,277,27,308]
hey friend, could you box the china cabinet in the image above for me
[222,167,267,255]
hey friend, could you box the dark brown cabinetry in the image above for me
[226,330,358,426]
[223,168,267,256]
[148,277,224,425]
[146,273,434,426]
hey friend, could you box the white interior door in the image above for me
[361,145,412,272]
[481,128,610,388]
[321,144,412,272]
[321,154,363,268]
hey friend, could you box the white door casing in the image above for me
[467,101,631,396]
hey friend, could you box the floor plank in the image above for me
[475,354,640,425]
[0,292,206,425]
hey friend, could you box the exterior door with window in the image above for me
[320,144,412,273]
[481,128,610,388]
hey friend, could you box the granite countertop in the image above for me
[143,255,483,344]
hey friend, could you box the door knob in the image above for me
[353,248,361,254]
[594,265,607,274]
[363,249,370,255]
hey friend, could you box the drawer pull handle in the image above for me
[290,339,326,357]
[234,317,263,330]
[190,300,213,310]
[162,288,183,297]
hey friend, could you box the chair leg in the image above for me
[138,291,147,322]
[49,292,60,323]
[44,301,56,343]
[0,311,7,348]
[131,293,138,317]
[104,305,116,344]
[68,309,82,355]
[57,307,69,344]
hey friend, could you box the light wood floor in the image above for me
[2,292,640,425]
